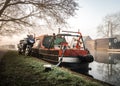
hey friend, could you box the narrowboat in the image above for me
[32,31,94,68]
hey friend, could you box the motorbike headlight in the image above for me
[29,40,34,43]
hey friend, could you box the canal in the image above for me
[89,50,120,86]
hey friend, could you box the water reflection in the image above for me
[69,63,93,77]
[89,50,120,86]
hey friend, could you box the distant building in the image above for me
[83,36,92,42]
[83,36,95,51]
[95,36,120,50]
[83,35,120,53]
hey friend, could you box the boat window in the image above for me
[43,36,53,48]
[43,36,66,48]
[54,36,66,45]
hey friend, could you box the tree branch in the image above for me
[0,0,11,17]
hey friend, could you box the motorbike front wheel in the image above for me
[25,46,31,56]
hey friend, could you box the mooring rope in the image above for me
[56,45,66,67]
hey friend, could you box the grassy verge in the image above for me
[0,51,109,86]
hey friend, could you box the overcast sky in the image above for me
[68,0,120,39]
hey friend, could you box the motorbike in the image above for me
[18,35,35,56]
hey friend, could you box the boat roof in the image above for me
[57,34,79,37]
[35,32,82,40]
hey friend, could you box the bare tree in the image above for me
[0,0,78,35]
[97,12,120,38]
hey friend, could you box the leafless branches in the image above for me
[97,12,120,38]
[0,0,78,35]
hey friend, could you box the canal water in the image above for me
[89,50,120,86]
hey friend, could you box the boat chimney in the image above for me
[58,28,61,34]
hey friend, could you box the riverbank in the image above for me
[0,51,111,86]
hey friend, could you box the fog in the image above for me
[0,27,60,50]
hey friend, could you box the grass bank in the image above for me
[0,51,110,86]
